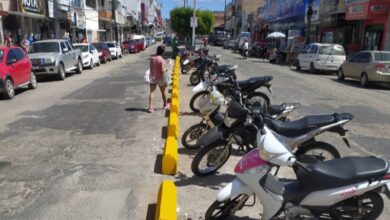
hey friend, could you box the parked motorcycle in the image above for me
[191,99,353,177]
[205,104,389,220]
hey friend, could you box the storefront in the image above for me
[346,0,390,51]
[1,0,48,45]
[98,9,113,42]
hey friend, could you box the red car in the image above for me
[0,46,37,99]
[122,40,139,53]
[92,42,112,63]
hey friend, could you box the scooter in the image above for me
[206,107,390,220]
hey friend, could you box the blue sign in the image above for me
[262,0,308,22]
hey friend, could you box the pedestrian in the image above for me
[5,33,13,47]
[28,33,36,44]
[203,36,208,46]
[21,35,30,53]
[147,45,170,113]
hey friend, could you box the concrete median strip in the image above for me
[156,57,180,220]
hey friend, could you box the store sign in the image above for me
[18,0,45,15]
[48,0,54,18]
[346,0,390,20]
[262,0,306,22]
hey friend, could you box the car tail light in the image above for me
[383,173,390,180]
[374,63,386,71]
[98,52,102,56]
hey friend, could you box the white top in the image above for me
[242,42,249,50]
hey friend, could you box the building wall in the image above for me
[384,15,390,51]
[238,0,264,15]
[213,11,224,28]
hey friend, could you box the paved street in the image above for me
[0,45,168,220]
[177,45,390,219]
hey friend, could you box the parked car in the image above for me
[106,41,122,59]
[29,39,83,80]
[122,40,139,54]
[224,37,237,49]
[163,36,172,45]
[92,42,112,64]
[73,43,100,69]
[296,43,346,73]
[0,46,37,99]
[338,51,390,87]
[131,35,146,51]
[213,31,227,46]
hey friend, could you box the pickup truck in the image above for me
[29,39,83,80]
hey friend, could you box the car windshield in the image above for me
[93,43,103,50]
[107,43,115,47]
[374,52,390,62]
[74,45,89,52]
[0,50,3,63]
[30,42,60,53]
[240,32,250,38]
[319,45,345,55]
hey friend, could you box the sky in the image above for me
[159,0,227,19]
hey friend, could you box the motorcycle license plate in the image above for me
[183,59,190,65]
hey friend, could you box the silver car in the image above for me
[29,39,83,80]
[338,51,390,87]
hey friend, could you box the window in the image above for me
[304,44,312,53]
[318,45,345,55]
[374,52,390,62]
[86,0,97,8]
[310,45,318,54]
[349,53,362,63]
[359,52,371,63]
[60,42,68,52]
[65,41,72,50]
[31,42,60,53]
[6,50,17,64]
[0,50,4,63]
[13,48,26,61]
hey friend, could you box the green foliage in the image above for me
[170,7,215,37]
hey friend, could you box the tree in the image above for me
[170,7,214,38]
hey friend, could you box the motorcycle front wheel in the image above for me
[190,71,201,86]
[189,90,209,112]
[295,141,340,163]
[205,194,249,220]
[181,123,208,149]
[191,141,232,177]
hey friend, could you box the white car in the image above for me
[73,43,100,69]
[107,42,122,59]
[296,43,346,73]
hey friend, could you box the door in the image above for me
[90,45,99,64]
[352,52,371,79]
[363,25,384,50]
[307,44,319,67]
[65,41,77,67]
[13,48,30,83]
[300,44,312,68]
[6,49,22,85]
[60,41,70,70]
[343,53,361,78]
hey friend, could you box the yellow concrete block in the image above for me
[162,137,178,175]
[155,180,177,220]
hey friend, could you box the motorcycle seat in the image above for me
[215,65,234,73]
[238,76,273,88]
[296,157,388,191]
[269,113,353,137]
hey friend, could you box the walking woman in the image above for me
[148,45,170,113]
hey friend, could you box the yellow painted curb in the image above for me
[155,180,177,220]
[162,136,178,174]
[162,56,180,175]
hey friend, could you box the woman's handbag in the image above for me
[144,69,150,83]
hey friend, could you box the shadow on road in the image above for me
[178,147,197,156]
[154,154,162,174]
[180,111,201,117]
[174,171,235,189]
[125,107,148,113]
[0,161,11,170]
[145,203,156,220]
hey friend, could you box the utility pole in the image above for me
[192,0,196,47]
[306,0,313,45]
[224,0,226,32]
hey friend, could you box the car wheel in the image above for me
[90,59,94,69]
[97,59,101,66]
[119,53,122,58]
[103,57,107,64]
[360,73,369,87]
[3,78,15,99]
[57,63,66,80]
[337,69,345,81]
[109,55,112,62]
[76,59,83,74]
[28,72,37,89]
[296,60,301,71]
[310,63,316,74]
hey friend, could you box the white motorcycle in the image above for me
[205,104,390,220]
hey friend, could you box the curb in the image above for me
[155,57,180,220]
[155,180,177,220]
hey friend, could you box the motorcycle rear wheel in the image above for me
[181,123,208,149]
[295,141,340,163]
[190,71,201,86]
[189,90,209,112]
[191,141,232,177]
[246,92,271,106]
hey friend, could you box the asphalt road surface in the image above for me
[0,44,169,220]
